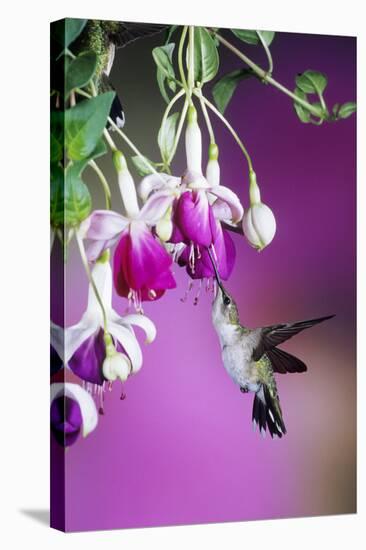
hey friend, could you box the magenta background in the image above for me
[56,30,356,531]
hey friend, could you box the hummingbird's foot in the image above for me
[240,386,249,393]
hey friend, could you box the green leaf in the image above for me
[50,163,65,227]
[231,29,275,46]
[52,18,87,49]
[332,103,340,116]
[259,31,275,46]
[65,92,115,160]
[65,51,97,97]
[70,140,108,175]
[131,155,156,176]
[212,69,253,114]
[293,88,311,123]
[192,27,219,84]
[158,113,179,163]
[64,162,92,226]
[50,110,64,162]
[165,25,178,45]
[153,43,176,103]
[65,19,87,48]
[338,102,356,119]
[295,70,328,95]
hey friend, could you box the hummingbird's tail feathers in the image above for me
[253,314,335,361]
[99,73,125,129]
[267,348,307,374]
[252,385,287,438]
[109,93,125,129]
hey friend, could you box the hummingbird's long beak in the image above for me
[206,247,227,297]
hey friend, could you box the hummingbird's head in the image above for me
[212,284,239,328]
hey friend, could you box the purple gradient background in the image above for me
[56,29,356,531]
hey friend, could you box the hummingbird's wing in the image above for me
[252,315,334,362]
[266,347,307,374]
[110,23,168,49]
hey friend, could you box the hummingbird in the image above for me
[207,249,334,438]
[51,20,168,126]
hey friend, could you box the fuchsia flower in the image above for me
[81,151,176,306]
[140,107,243,280]
[51,257,156,388]
[51,383,98,447]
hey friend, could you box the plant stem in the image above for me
[196,92,253,172]
[103,128,117,152]
[76,231,108,332]
[75,88,91,99]
[167,99,189,165]
[108,117,165,181]
[188,26,195,103]
[214,32,324,119]
[160,89,185,150]
[88,160,111,209]
[256,31,273,75]
[196,88,215,143]
[178,26,189,93]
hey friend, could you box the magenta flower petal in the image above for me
[179,221,236,281]
[113,221,176,300]
[175,190,213,247]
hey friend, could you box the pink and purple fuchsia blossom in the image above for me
[51,103,276,447]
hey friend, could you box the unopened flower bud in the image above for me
[156,218,173,242]
[206,143,220,189]
[242,171,276,250]
[102,352,131,382]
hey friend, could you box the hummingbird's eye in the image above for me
[223,296,231,306]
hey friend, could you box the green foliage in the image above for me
[295,70,328,95]
[212,69,253,114]
[293,87,324,123]
[50,111,64,162]
[52,18,87,49]
[338,102,357,119]
[158,113,179,164]
[293,88,311,123]
[165,25,178,45]
[50,163,65,227]
[64,162,92,226]
[231,29,275,46]
[153,44,177,103]
[192,27,219,84]
[65,92,115,160]
[131,156,156,177]
[65,51,97,97]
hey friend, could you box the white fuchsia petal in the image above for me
[206,158,220,188]
[118,167,140,218]
[108,321,143,373]
[81,210,129,240]
[119,313,157,344]
[185,119,202,174]
[209,185,244,223]
[138,191,175,225]
[139,173,180,201]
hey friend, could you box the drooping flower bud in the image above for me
[102,332,131,382]
[113,150,140,218]
[156,207,173,242]
[206,143,220,188]
[242,171,276,251]
[185,105,202,173]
